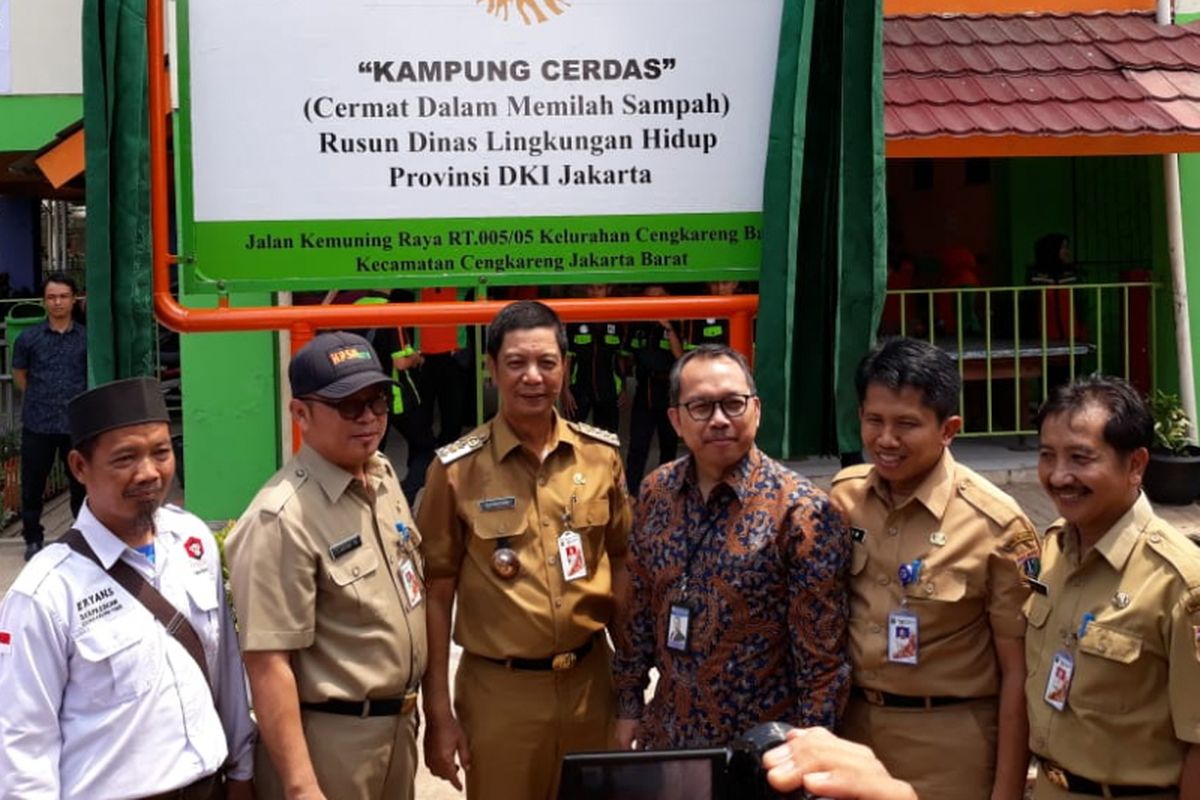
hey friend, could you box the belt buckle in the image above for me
[861,688,885,706]
[360,699,372,719]
[402,692,418,715]
[1043,763,1069,790]
[552,651,577,671]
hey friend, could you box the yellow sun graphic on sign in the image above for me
[477,0,570,25]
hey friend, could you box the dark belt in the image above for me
[854,686,975,709]
[140,772,221,800]
[476,635,595,671]
[1039,758,1175,798]
[301,691,418,718]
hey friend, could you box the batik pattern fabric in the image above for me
[613,447,852,748]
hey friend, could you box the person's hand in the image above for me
[224,778,256,800]
[613,718,640,750]
[762,728,917,800]
[560,386,578,419]
[424,711,472,790]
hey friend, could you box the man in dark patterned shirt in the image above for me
[12,273,87,561]
[613,344,851,749]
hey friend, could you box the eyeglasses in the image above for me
[677,393,756,422]
[305,392,390,420]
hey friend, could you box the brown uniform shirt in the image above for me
[1025,495,1200,787]
[226,445,427,702]
[830,450,1039,697]
[418,413,632,659]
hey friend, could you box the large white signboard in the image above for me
[179,0,784,289]
[0,0,11,95]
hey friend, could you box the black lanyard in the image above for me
[676,507,722,599]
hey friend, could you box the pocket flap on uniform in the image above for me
[470,507,528,541]
[75,623,143,662]
[1078,624,1142,664]
[186,577,220,612]
[905,568,967,603]
[1023,593,1051,628]
[577,498,610,528]
[327,546,381,587]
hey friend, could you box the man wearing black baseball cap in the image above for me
[226,332,428,800]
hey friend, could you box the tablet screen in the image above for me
[559,748,728,800]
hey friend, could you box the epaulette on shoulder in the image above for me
[10,544,71,596]
[437,429,489,465]
[831,464,873,485]
[569,420,620,448]
[260,467,308,516]
[957,474,1025,530]
[1146,526,1200,591]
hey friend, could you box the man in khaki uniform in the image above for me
[831,338,1040,800]
[419,300,632,800]
[1028,375,1200,799]
[226,331,427,800]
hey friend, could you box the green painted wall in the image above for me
[0,95,82,151]
[179,291,280,522]
[1001,155,1177,394]
[1003,158,1074,284]
[1177,10,1200,407]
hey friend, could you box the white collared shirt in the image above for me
[0,502,255,799]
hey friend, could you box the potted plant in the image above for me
[1143,390,1200,505]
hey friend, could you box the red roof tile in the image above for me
[885,12,1200,141]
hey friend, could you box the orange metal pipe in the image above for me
[147,0,758,352]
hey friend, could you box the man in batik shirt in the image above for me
[613,345,851,748]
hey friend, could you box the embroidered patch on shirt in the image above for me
[1020,555,1041,580]
[0,631,11,655]
[184,536,205,560]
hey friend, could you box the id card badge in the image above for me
[887,609,919,664]
[1043,650,1074,711]
[398,559,424,610]
[558,531,588,582]
[667,604,692,652]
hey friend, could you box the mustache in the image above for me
[123,483,164,499]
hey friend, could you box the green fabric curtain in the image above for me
[83,0,156,385]
[757,0,887,458]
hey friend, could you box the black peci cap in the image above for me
[289,331,394,399]
[68,377,170,448]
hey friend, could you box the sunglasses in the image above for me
[304,392,390,420]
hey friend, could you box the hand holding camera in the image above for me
[762,727,917,800]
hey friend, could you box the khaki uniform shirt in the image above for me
[418,413,632,659]
[226,445,427,702]
[1025,495,1200,786]
[830,450,1039,697]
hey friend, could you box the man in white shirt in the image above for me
[0,377,256,800]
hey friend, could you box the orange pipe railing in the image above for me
[146,0,759,353]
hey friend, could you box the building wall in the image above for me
[5,0,82,94]
[1178,8,1200,407]
[178,290,280,521]
[888,159,998,281]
